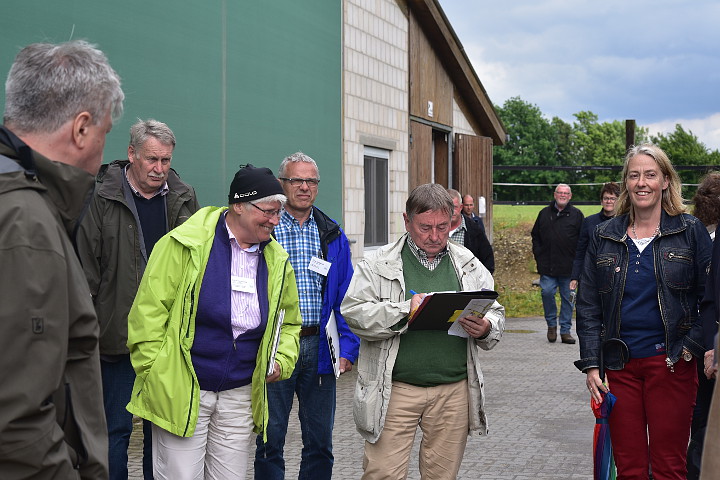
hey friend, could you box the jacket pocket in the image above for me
[660,247,694,290]
[595,253,618,293]
[353,373,382,435]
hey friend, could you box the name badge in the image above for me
[231,276,255,293]
[308,256,331,276]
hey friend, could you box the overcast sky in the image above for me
[439,0,720,151]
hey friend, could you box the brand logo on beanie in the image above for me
[234,190,258,199]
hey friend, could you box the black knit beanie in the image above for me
[228,164,284,204]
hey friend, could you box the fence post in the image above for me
[625,119,636,151]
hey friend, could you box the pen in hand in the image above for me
[409,290,424,318]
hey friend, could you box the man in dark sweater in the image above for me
[76,119,200,480]
[531,184,584,344]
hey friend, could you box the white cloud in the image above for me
[645,113,720,152]
[438,0,720,150]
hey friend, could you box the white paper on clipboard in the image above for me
[325,310,341,378]
[267,309,285,376]
[447,298,495,338]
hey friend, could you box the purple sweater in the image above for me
[190,215,269,392]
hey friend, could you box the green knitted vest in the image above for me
[393,244,467,386]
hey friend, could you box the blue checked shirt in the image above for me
[274,210,323,327]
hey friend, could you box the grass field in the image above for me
[493,204,601,228]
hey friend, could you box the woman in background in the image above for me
[569,181,621,291]
[687,172,720,478]
[576,144,712,479]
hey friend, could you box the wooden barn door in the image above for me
[409,121,432,190]
[453,133,494,237]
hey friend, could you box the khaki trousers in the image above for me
[362,379,469,480]
[152,385,254,480]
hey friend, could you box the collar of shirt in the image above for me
[123,164,169,199]
[279,209,315,230]
[449,215,466,237]
[224,211,260,253]
[405,235,449,271]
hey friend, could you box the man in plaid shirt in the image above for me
[255,152,359,479]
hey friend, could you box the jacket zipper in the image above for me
[651,233,674,372]
[667,251,692,263]
[183,282,196,435]
[613,235,628,346]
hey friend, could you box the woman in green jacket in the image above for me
[127,165,301,479]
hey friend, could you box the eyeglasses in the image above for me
[249,203,281,219]
[279,177,320,187]
[602,196,617,203]
[555,191,571,196]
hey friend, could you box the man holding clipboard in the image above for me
[341,183,506,480]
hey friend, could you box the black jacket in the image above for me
[531,201,584,277]
[700,234,720,350]
[575,211,711,371]
[463,216,495,273]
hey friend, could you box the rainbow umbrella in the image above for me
[591,338,627,480]
[592,390,617,480]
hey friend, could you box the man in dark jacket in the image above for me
[449,189,494,273]
[76,119,199,480]
[531,184,584,344]
[0,40,124,479]
[462,193,487,234]
[255,152,359,480]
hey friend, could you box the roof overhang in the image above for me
[407,0,507,145]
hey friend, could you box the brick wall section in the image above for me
[343,0,410,262]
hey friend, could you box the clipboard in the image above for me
[325,310,341,378]
[408,290,498,331]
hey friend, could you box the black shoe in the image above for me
[547,326,557,343]
[561,334,576,344]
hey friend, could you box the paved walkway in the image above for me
[129,317,595,479]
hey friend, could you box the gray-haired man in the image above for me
[77,119,200,479]
[341,183,505,479]
[0,40,124,479]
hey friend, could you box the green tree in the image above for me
[568,112,628,201]
[490,95,720,204]
[493,97,560,202]
[652,124,719,198]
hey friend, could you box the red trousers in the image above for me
[607,355,697,480]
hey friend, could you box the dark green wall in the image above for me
[0,1,343,220]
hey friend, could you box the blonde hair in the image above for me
[614,144,685,223]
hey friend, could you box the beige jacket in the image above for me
[340,234,505,443]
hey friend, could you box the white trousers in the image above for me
[152,385,254,480]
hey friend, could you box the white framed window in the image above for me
[364,146,389,247]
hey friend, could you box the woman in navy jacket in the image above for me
[575,144,712,479]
